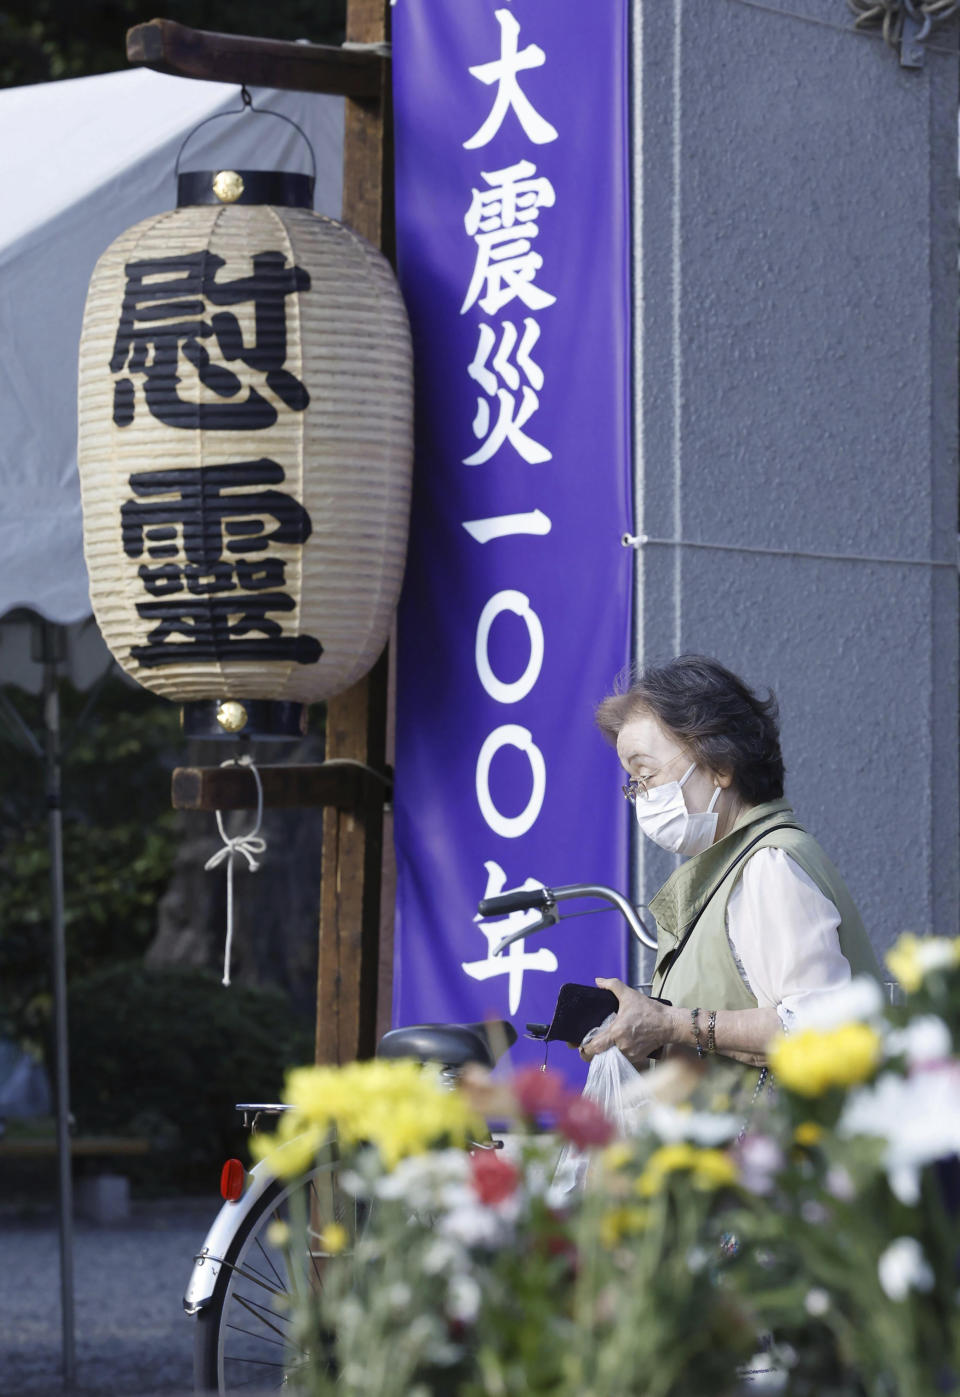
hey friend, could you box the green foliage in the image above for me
[67,961,313,1189]
[0,677,180,1047]
[0,0,346,88]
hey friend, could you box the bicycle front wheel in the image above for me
[193,1158,361,1393]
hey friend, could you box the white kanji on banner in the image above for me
[462,860,558,1015]
[462,161,556,316]
[464,10,559,150]
[465,319,550,465]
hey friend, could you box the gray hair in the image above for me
[596,655,785,804]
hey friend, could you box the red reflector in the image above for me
[220,1158,246,1201]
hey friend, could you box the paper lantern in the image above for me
[77,165,412,737]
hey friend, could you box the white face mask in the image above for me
[633,763,721,857]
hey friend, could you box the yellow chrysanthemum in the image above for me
[794,1121,824,1147]
[768,1022,881,1098]
[690,1148,738,1191]
[316,1222,349,1256]
[252,1059,484,1177]
[601,1142,634,1173]
[886,937,924,995]
[651,1142,699,1171]
[885,933,960,995]
[250,1122,327,1179]
[266,1220,290,1249]
[599,1205,650,1247]
[634,1142,736,1196]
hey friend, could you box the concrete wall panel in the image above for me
[631,0,958,968]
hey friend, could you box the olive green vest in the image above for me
[649,799,882,1019]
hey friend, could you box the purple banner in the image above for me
[392,1,632,1080]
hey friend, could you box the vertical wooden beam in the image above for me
[315,0,393,1065]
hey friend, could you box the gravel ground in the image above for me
[0,1195,221,1397]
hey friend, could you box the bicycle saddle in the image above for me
[377,1020,517,1070]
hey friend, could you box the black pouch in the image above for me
[527,982,673,1061]
[526,983,619,1046]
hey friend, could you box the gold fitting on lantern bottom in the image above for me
[216,700,249,733]
[181,700,308,742]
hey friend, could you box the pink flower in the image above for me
[470,1149,520,1205]
[556,1095,615,1149]
[512,1067,571,1118]
[733,1133,783,1196]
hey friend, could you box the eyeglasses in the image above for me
[622,775,653,802]
[621,752,688,802]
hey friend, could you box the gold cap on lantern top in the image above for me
[212,170,245,203]
[216,700,249,734]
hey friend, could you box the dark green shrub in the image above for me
[66,963,313,1191]
[0,677,180,1048]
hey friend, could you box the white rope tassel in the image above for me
[204,756,267,986]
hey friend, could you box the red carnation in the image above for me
[555,1095,615,1149]
[512,1066,571,1118]
[470,1149,520,1206]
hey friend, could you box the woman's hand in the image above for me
[580,977,676,1067]
[581,987,780,1069]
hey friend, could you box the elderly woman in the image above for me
[582,655,881,1072]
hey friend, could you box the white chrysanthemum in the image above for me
[912,939,957,975]
[824,1165,856,1201]
[790,976,884,1032]
[421,1236,467,1276]
[438,1199,512,1248]
[878,1237,934,1301]
[387,1282,412,1312]
[644,1103,740,1146]
[446,1273,482,1323]
[885,1016,952,1066]
[839,1064,960,1204]
[374,1149,470,1207]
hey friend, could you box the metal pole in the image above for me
[628,0,650,990]
[43,627,76,1388]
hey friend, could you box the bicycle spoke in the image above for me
[222,1354,290,1369]
[229,1294,298,1344]
[250,1229,287,1291]
[225,1321,295,1352]
[218,1256,288,1299]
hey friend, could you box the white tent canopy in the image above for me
[0,68,345,1385]
[0,67,344,626]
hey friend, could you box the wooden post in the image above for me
[317,0,393,1065]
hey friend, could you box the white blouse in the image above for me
[725,847,852,1029]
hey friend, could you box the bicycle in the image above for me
[184,882,656,1394]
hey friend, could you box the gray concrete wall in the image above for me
[630,0,958,973]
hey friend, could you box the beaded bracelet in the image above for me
[706,1009,718,1055]
[691,1006,704,1058]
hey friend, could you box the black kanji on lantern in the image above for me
[137,557,288,597]
[122,459,312,566]
[110,250,311,430]
[130,594,322,667]
[121,459,321,666]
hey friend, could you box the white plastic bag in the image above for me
[551,1014,651,1196]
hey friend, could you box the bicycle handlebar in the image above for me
[482,882,658,954]
[478,887,554,916]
